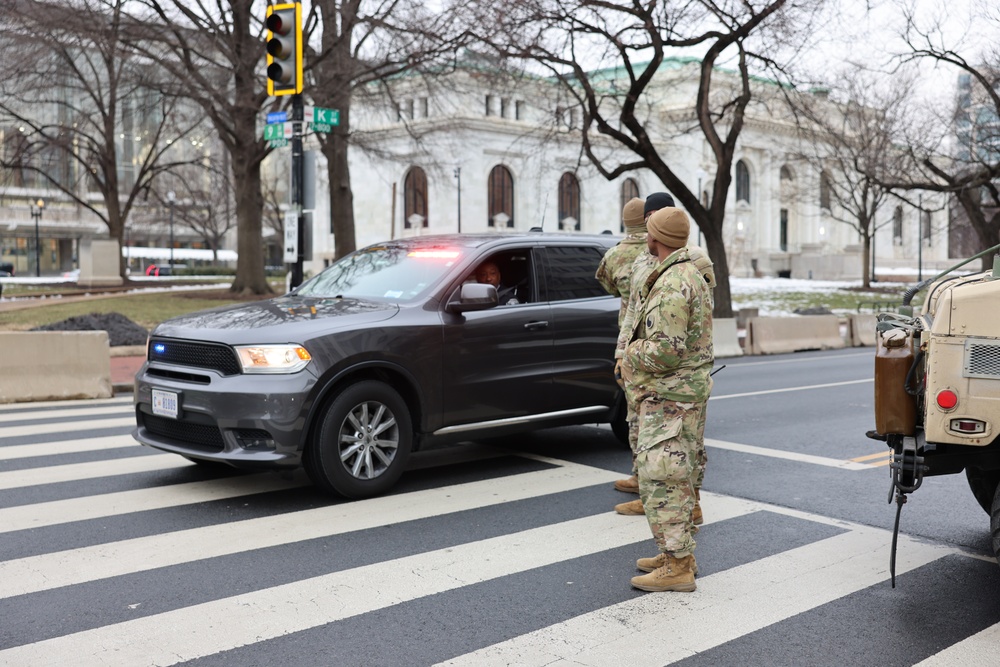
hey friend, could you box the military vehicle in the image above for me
[869,245,1000,584]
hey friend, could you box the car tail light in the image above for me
[936,389,958,410]
[950,419,987,434]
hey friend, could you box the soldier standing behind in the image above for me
[595,196,651,500]
[620,206,714,593]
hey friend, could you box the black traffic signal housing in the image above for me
[266,3,303,96]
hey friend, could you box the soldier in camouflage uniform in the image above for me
[620,207,714,593]
[595,195,658,501]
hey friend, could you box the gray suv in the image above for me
[133,233,627,497]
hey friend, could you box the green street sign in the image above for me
[267,138,288,148]
[263,123,285,141]
[309,122,332,133]
[313,107,339,127]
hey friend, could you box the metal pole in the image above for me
[168,195,175,272]
[696,177,702,246]
[32,206,41,277]
[871,225,877,283]
[291,93,305,289]
[917,193,923,282]
[455,166,462,233]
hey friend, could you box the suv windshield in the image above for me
[296,245,464,301]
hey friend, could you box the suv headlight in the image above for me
[234,344,312,374]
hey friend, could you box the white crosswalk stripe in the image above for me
[3,397,999,667]
[2,416,134,438]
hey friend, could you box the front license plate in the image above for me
[151,389,179,419]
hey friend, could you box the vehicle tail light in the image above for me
[950,419,986,434]
[936,389,958,410]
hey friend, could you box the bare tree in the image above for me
[129,0,276,295]
[0,0,200,279]
[457,0,823,317]
[308,0,469,259]
[785,65,915,287]
[879,5,1000,269]
[156,155,237,262]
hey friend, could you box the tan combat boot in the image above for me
[613,474,640,494]
[614,498,644,515]
[636,552,699,576]
[630,554,697,592]
[693,489,704,526]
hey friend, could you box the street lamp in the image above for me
[453,166,462,233]
[167,191,175,272]
[30,199,44,277]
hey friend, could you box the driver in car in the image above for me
[475,260,520,305]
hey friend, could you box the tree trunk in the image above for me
[861,233,872,289]
[322,102,356,259]
[229,142,270,295]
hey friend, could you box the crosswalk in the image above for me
[2,397,999,666]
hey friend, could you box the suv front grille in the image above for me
[148,338,241,376]
[965,339,1000,380]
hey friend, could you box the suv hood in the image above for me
[152,296,400,344]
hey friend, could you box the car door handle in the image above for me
[524,320,549,331]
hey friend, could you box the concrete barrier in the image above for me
[745,315,846,355]
[0,331,112,403]
[847,313,878,347]
[713,317,743,358]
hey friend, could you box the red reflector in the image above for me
[936,390,958,410]
[952,419,986,434]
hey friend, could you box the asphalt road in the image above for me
[2,347,999,666]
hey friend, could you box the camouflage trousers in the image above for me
[628,395,707,489]
[635,398,705,557]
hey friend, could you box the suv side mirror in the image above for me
[447,282,499,313]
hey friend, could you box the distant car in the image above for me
[145,263,187,277]
[0,262,13,277]
[133,233,628,498]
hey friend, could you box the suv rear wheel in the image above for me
[305,380,413,498]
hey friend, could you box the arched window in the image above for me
[893,206,903,245]
[403,166,428,229]
[488,165,514,228]
[736,160,750,203]
[780,165,794,181]
[819,171,831,211]
[558,172,581,231]
[620,178,640,232]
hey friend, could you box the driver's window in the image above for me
[470,250,533,305]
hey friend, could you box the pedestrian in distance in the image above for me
[620,206,715,593]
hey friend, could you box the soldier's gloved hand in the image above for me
[614,359,624,388]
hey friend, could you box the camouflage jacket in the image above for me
[595,233,648,328]
[621,247,715,403]
[616,245,715,359]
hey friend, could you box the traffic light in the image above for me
[265,3,302,96]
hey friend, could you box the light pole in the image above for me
[30,198,44,277]
[695,167,708,247]
[453,166,462,233]
[167,191,175,272]
[917,193,923,282]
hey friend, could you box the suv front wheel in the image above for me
[305,380,413,498]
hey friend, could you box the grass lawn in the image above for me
[0,287,278,332]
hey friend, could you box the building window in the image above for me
[922,210,932,243]
[780,165,794,181]
[488,165,514,228]
[404,166,428,229]
[893,206,903,245]
[819,171,831,211]
[558,172,581,231]
[420,97,429,118]
[515,100,524,121]
[620,178,640,232]
[779,208,788,252]
[736,160,750,203]
[485,95,493,116]
[500,98,509,118]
